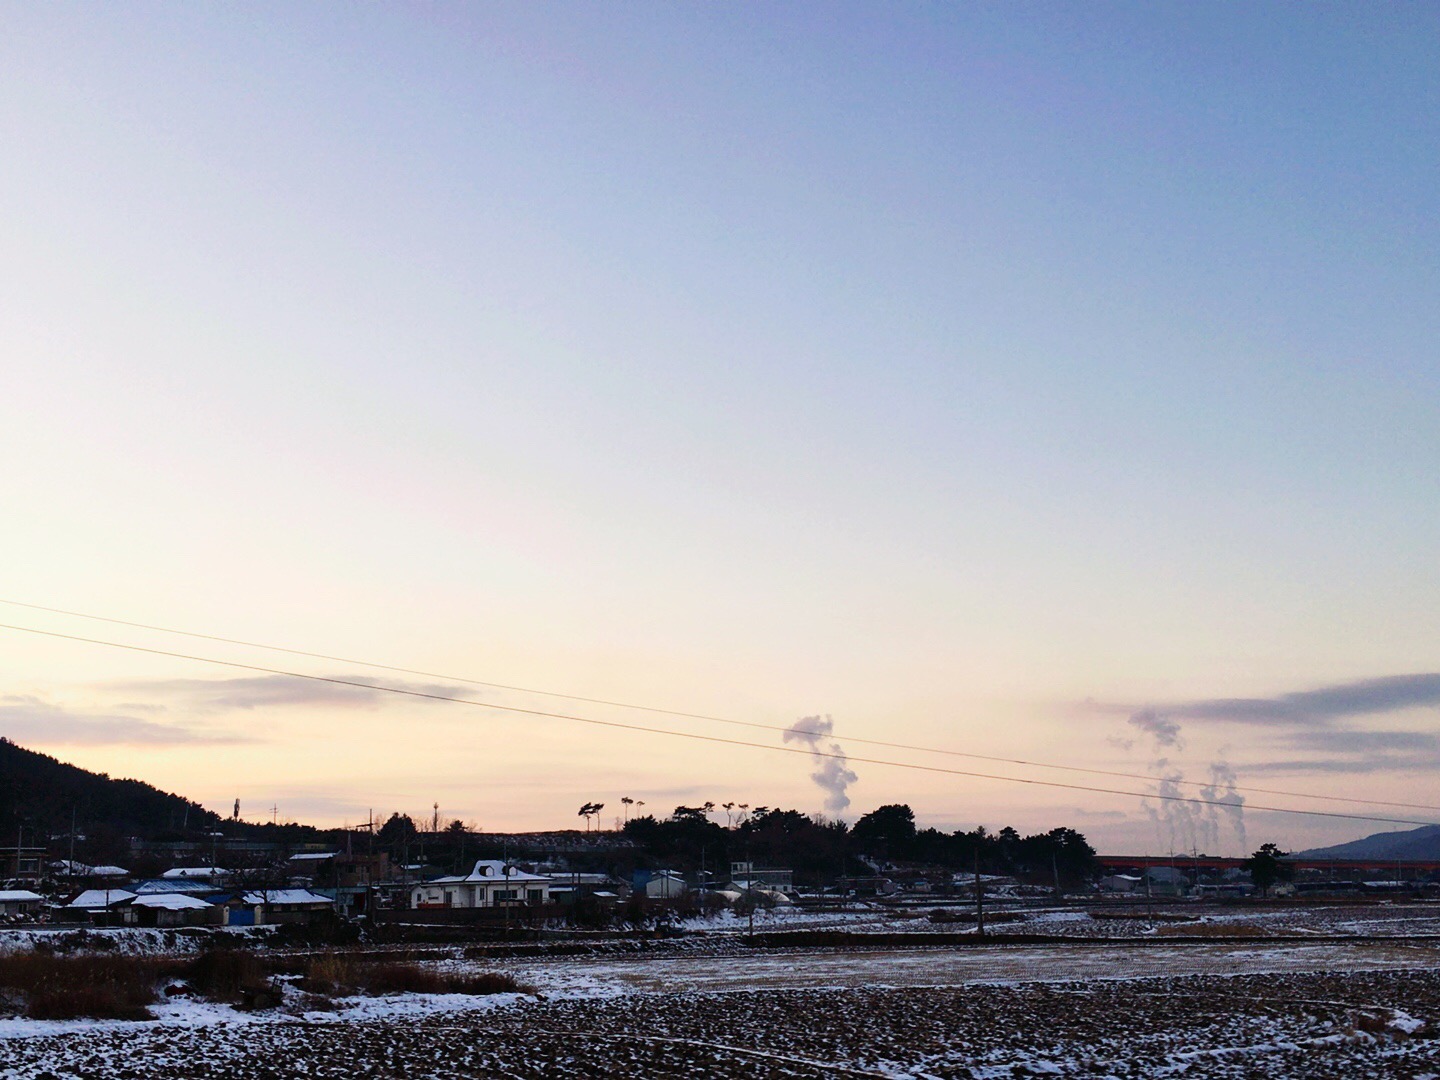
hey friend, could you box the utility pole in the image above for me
[974,846,984,936]
[746,834,755,941]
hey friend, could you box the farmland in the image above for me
[2,903,1438,1078]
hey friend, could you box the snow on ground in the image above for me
[0,980,531,1042]
[497,938,1440,998]
[3,904,1439,1077]
[3,971,1435,1078]
[0,925,272,955]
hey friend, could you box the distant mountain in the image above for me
[1297,823,1440,861]
[0,737,222,839]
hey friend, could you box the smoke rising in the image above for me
[1200,760,1247,855]
[783,714,858,816]
[1128,708,1247,856]
[1128,709,1184,748]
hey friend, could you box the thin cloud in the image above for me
[1237,729,1440,777]
[1279,729,1440,754]
[108,674,468,712]
[1241,753,1440,776]
[1172,673,1440,727]
[0,696,247,746]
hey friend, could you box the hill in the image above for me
[1297,823,1440,862]
[0,737,222,840]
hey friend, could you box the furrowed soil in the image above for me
[2,970,1438,1078]
[4,905,1440,1077]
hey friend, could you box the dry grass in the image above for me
[0,948,526,1020]
[0,952,180,1020]
[1088,910,1199,923]
[184,948,271,1002]
[1153,922,1270,938]
[298,953,527,998]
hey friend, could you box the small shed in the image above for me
[1099,874,1143,893]
[64,888,139,924]
[131,893,219,928]
[215,889,334,926]
[645,871,688,899]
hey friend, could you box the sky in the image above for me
[1,3,1437,855]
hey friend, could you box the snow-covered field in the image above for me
[2,905,1438,1077]
[501,939,1440,998]
[1,970,1436,1078]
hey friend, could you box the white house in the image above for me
[0,890,44,917]
[410,860,552,909]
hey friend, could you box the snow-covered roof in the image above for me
[66,889,138,909]
[287,852,338,862]
[413,862,552,887]
[162,867,227,879]
[0,890,43,903]
[132,893,213,910]
[240,889,332,906]
[133,878,211,895]
[464,860,548,883]
[50,861,130,877]
[730,881,793,901]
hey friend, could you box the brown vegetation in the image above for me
[0,947,527,1021]
[1153,921,1269,938]
[297,952,527,998]
[0,952,180,1020]
[184,948,271,1003]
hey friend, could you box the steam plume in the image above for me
[783,714,858,816]
[1128,708,1247,856]
[1128,709,1184,749]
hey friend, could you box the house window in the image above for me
[526,889,543,904]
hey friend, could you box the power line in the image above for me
[2,597,1436,814]
[2,619,1437,830]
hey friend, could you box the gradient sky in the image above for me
[2,4,1437,855]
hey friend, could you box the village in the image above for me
[4,807,1439,934]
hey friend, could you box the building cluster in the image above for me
[1095,856,1440,898]
[0,844,808,928]
[7,837,1439,931]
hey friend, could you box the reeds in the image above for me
[0,952,180,1020]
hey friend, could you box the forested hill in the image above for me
[1297,823,1440,862]
[0,738,222,838]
